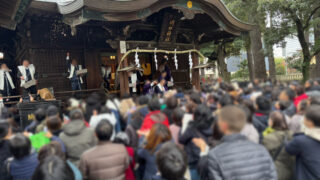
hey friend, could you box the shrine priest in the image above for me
[66,52,84,91]
[101,64,112,91]
[0,63,15,99]
[18,59,38,95]
[128,70,142,95]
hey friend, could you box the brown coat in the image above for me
[79,141,129,180]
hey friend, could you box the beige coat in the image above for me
[79,141,129,180]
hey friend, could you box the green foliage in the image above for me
[200,38,245,61]
[275,57,286,75]
[287,51,304,73]
[231,60,249,79]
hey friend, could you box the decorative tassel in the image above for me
[154,48,158,70]
[174,49,178,70]
[135,47,140,68]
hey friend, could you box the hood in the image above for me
[63,120,86,136]
[304,127,320,142]
[150,111,167,123]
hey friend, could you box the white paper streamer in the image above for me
[189,51,193,69]
[135,47,140,68]
[154,48,158,70]
[174,49,178,70]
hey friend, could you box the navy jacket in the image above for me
[252,113,269,142]
[286,133,320,180]
[9,153,39,180]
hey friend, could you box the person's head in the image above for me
[113,132,130,146]
[31,155,75,180]
[297,100,308,114]
[38,142,65,163]
[217,94,233,109]
[35,108,46,123]
[189,92,202,105]
[156,142,187,180]
[1,63,8,70]
[95,120,113,141]
[305,80,314,90]
[278,88,295,102]
[69,108,84,121]
[46,105,59,117]
[9,134,31,159]
[0,119,10,140]
[71,59,78,65]
[46,116,62,133]
[166,97,178,110]
[255,96,270,112]
[160,79,166,86]
[238,105,253,124]
[295,85,305,96]
[304,105,320,128]
[148,98,161,111]
[22,59,30,67]
[138,95,149,106]
[145,123,172,153]
[172,108,184,127]
[217,106,246,135]
[192,104,214,130]
[161,71,167,78]
[268,111,288,131]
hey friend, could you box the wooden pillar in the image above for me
[117,47,129,97]
[192,53,200,90]
[85,50,102,89]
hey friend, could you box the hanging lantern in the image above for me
[154,48,158,70]
[187,0,192,8]
[174,49,178,70]
[135,47,140,68]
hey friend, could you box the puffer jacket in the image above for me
[286,129,320,180]
[207,134,277,180]
[263,130,294,180]
[79,142,129,180]
[59,120,97,166]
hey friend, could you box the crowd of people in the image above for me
[1,78,320,180]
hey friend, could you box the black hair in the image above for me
[256,96,271,112]
[9,133,31,159]
[138,95,149,106]
[35,108,46,122]
[238,105,252,123]
[32,155,75,180]
[95,120,113,141]
[283,88,296,101]
[172,108,185,127]
[0,119,9,139]
[46,105,59,117]
[69,109,84,121]
[166,97,178,109]
[156,142,187,180]
[218,94,233,107]
[148,98,161,111]
[189,92,202,104]
[192,104,214,130]
[305,105,320,127]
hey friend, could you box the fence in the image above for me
[231,73,303,82]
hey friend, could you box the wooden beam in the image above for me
[192,52,200,90]
[117,42,129,96]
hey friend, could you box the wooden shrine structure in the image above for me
[0,0,253,97]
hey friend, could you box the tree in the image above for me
[224,0,267,80]
[287,51,304,73]
[231,60,249,80]
[200,38,243,82]
[259,0,320,81]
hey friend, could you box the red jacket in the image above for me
[125,147,135,180]
[140,110,169,131]
[294,93,308,107]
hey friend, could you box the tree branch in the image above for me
[311,47,320,58]
[303,5,320,30]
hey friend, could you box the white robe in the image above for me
[0,70,15,90]
[18,64,35,87]
[68,64,83,83]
